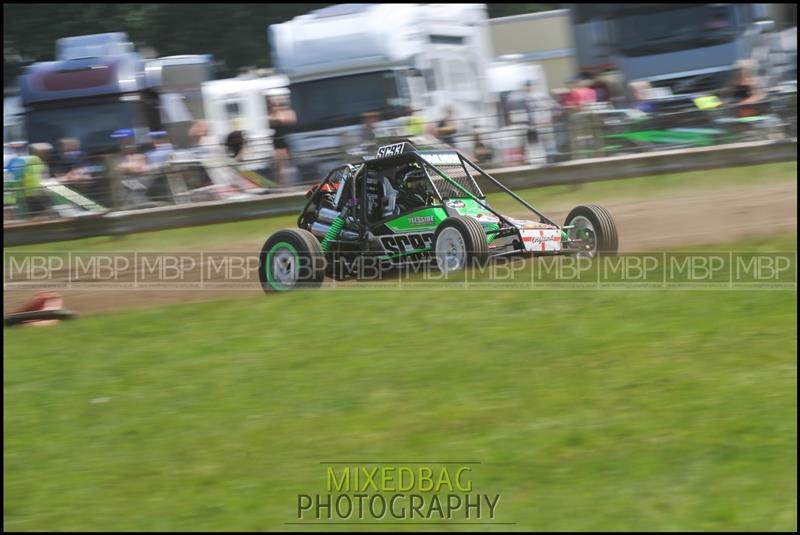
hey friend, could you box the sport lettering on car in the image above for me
[409,215,435,225]
[380,232,435,256]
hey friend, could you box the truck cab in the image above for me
[18,33,212,155]
[269,3,497,181]
[570,4,782,101]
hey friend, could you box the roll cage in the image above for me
[299,143,560,239]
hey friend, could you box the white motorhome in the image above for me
[201,74,290,165]
[269,3,497,178]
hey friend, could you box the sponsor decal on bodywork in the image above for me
[385,207,448,233]
[520,228,562,252]
[419,152,461,166]
[376,142,409,158]
[409,215,435,225]
[380,232,435,257]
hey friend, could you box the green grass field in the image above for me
[4,234,797,531]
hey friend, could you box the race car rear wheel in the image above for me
[259,229,326,292]
[565,205,618,258]
[434,216,489,273]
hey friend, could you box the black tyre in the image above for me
[565,205,618,257]
[433,215,489,273]
[259,228,326,292]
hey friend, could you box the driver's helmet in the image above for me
[401,166,427,188]
[397,166,429,209]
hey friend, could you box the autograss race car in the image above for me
[258,140,618,291]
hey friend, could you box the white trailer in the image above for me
[269,3,498,177]
[201,74,290,164]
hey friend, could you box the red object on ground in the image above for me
[15,291,65,326]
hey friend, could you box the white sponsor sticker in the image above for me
[520,228,562,252]
[420,152,461,165]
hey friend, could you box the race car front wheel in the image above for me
[434,216,489,274]
[565,205,618,258]
[259,229,326,292]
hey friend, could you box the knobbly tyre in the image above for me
[258,141,618,292]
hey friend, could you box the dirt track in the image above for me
[4,180,796,316]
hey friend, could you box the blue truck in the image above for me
[569,4,789,98]
[18,33,212,154]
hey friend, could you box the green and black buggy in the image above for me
[258,141,618,292]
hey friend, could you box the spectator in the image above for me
[563,76,597,109]
[189,120,232,163]
[471,131,492,164]
[6,140,28,185]
[406,108,429,137]
[145,131,175,168]
[436,106,459,146]
[522,81,541,145]
[360,111,379,148]
[224,130,247,162]
[586,72,612,103]
[55,138,90,183]
[268,95,297,185]
[115,142,150,178]
[629,80,654,113]
[188,120,219,154]
[23,143,54,218]
[5,141,28,217]
[729,59,766,117]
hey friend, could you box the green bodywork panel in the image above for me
[381,199,500,262]
[449,198,501,238]
[383,198,502,236]
[384,206,449,233]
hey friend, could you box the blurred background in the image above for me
[3,3,796,227]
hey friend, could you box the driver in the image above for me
[396,165,432,213]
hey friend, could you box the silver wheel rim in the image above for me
[271,248,298,287]
[436,227,467,272]
[569,215,597,258]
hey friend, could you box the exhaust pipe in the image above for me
[317,207,341,224]
[311,221,357,240]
